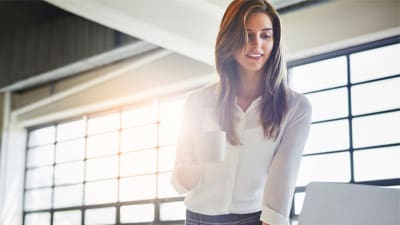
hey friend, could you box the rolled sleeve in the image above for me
[261,206,290,225]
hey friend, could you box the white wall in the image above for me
[0,93,27,225]
[282,0,400,60]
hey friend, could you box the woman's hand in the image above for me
[177,164,202,190]
[262,222,269,225]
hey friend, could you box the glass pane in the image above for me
[53,184,83,208]
[119,175,156,201]
[351,77,400,115]
[120,204,155,223]
[24,188,52,210]
[354,146,400,181]
[120,149,156,177]
[54,162,84,185]
[53,210,81,225]
[159,121,179,146]
[159,99,184,123]
[158,147,176,172]
[122,103,158,128]
[56,139,85,163]
[25,212,50,225]
[352,111,400,148]
[296,152,351,187]
[87,113,119,135]
[28,126,55,147]
[27,145,54,168]
[85,207,115,225]
[304,120,349,154]
[57,120,85,141]
[86,156,118,181]
[25,166,53,189]
[289,56,347,93]
[160,201,185,221]
[306,88,348,122]
[121,125,157,151]
[86,132,119,158]
[85,179,118,205]
[350,43,400,83]
[294,192,305,215]
[158,172,179,198]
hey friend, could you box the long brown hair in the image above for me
[215,0,288,145]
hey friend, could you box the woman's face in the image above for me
[234,12,274,74]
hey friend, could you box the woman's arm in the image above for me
[260,96,312,225]
[176,164,202,190]
[171,93,203,193]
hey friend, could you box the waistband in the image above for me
[186,210,261,224]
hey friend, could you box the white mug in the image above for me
[193,131,227,163]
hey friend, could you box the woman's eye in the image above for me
[261,34,271,39]
[247,33,271,40]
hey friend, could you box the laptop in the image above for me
[298,182,400,225]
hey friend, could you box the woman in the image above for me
[171,0,312,225]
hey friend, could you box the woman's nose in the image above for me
[250,37,261,49]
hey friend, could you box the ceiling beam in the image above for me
[0,41,158,92]
[44,0,223,65]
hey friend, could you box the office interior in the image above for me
[0,0,399,225]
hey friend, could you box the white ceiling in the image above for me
[43,0,306,66]
[205,0,306,10]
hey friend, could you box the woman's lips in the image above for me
[246,53,263,61]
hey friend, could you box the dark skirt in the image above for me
[185,210,262,225]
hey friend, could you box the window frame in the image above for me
[22,96,188,225]
[288,35,400,221]
[22,35,400,225]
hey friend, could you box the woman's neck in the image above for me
[236,67,264,100]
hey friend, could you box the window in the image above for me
[288,37,400,222]
[24,98,185,225]
[23,37,400,225]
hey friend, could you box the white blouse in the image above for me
[171,84,312,225]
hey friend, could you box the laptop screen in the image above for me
[298,182,400,225]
